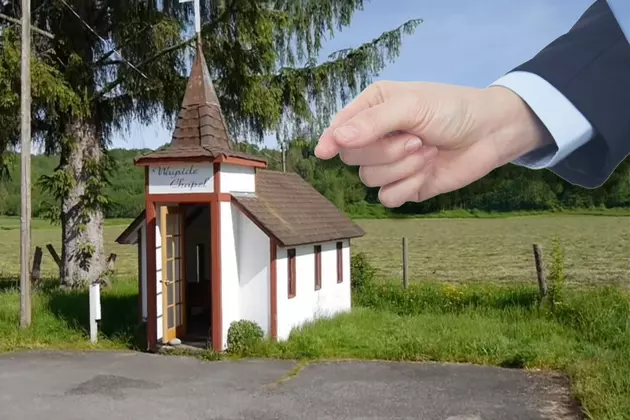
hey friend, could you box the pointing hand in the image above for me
[315,81,552,207]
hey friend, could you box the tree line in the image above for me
[1,142,628,220]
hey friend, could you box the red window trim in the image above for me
[288,248,297,298]
[314,245,322,290]
[336,241,343,283]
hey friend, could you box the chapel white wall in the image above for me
[219,164,255,193]
[220,201,239,349]
[219,202,270,348]
[235,207,270,335]
[275,239,351,341]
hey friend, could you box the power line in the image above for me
[59,0,148,80]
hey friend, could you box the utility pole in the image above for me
[20,0,32,328]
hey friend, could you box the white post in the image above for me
[89,283,101,344]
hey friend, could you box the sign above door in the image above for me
[148,164,214,194]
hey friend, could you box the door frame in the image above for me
[144,185,224,352]
[159,205,187,343]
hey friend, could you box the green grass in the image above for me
[0,279,141,353]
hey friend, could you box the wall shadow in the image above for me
[0,275,62,292]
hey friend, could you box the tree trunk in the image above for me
[59,120,105,288]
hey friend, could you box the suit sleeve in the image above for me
[512,0,630,188]
[491,71,595,169]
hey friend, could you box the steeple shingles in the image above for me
[134,42,266,166]
[171,44,232,150]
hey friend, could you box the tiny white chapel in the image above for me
[116,44,365,352]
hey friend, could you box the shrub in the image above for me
[226,320,264,355]
[350,251,377,291]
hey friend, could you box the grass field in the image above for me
[354,216,630,288]
[0,217,136,280]
[0,214,628,288]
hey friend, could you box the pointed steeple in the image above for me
[171,42,232,150]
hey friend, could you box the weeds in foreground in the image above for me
[547,237,566,309]
[0,278,142,352]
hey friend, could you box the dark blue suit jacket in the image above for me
[514,0,630,188]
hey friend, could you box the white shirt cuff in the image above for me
[490,71,595,169]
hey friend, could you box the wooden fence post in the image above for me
[402,237,409,289]
[31,246,43,285]
[533,244,547,298]
[46,244,61,268]
[106,253,117,271]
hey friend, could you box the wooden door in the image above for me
[160,205,186,343]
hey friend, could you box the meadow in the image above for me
[0,217,137,280]
[1,214,628,288]
[354,215,630,288]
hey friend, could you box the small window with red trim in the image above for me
[336,241,343,283]
[314,245,322,290]
[288,248,296,298]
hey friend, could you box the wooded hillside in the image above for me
[1,142,628,219]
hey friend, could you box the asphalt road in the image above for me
[0,351,579,420]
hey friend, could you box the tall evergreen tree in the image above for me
[0,0,421,286]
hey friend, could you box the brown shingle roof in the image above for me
[174,42,230,149]
[233,170,365,247]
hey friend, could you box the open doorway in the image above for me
[159,203,212,347]
[181,204,211,347]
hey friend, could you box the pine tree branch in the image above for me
[103,18,422,140]
[94,3,235,96]
[95,37,195,100]
[0,12,55,39]
[223,18,423,141]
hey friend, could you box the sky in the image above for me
[111,0,596,151]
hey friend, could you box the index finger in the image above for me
[329,100,418,150]
[315,83,387,159]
